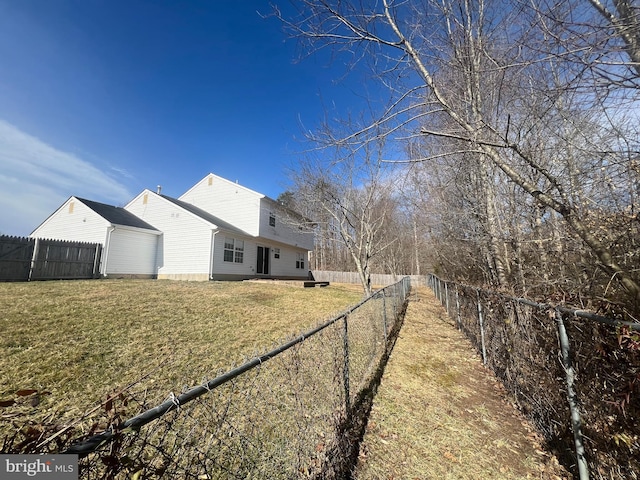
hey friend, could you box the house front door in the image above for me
[257,246,270,275]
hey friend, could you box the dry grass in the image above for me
[0,279,363,442]
[355,287,571,480]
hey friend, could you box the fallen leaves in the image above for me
[0,389,50,409]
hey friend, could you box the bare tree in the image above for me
[290,134,402,295]
[276,0,640,312]
[532,0,640,86]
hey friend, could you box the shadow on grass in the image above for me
[316,299,409,480]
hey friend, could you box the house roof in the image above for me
[159,194,250,236]
[75,197,159,231]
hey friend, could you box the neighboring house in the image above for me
[179,173,314,280]
[30,174,315,281]
[30,196,161,277]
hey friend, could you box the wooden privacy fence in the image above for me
[0,235,102,281]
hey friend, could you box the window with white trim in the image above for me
[274,248,280,259]
[296,252,305,269]
[269,212,276,227]
[224,237,244,263]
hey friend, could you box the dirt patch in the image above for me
[354,288,571,480]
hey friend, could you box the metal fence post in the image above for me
[555,309,589,480]
[476,289,487,364]
[391,286,397,317]
[445,281,450,315]
[381,293,388,346]
[455,284,461,329]
[342,314,351,415]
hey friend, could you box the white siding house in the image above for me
[125,190,260,281]
[180,173,314,279]
[30,173,316,282]
[30,197,160,277]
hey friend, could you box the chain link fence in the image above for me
[36,277,410,479]
[428,274,640,480]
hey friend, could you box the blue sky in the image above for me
[0,1,367,235]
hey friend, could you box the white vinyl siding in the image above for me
[180,174,262,236]
[126,191,212,277]
[257,199,315,251]
[261,245,308,278]
[212,234,255,276]
[31,198,110,245]
[179,175,315,272]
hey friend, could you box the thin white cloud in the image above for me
[0,120,132,236]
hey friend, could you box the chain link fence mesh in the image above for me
[429,274,639,480]
[5,278,409,479]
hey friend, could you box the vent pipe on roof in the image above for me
[157,185,162,194]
